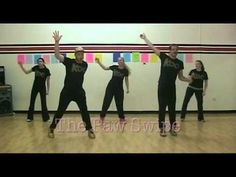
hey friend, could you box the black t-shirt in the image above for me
[32,65,51,88]
[159,52,184,86]
[108,65,129,87]
[62,57,88,90]
[189,69,208,89]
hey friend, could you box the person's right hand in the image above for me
[140,33,146,39]
[53,30,62,42]
[188,77,193,84]
[95,58,100,63]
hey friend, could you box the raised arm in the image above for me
[125,76,129,94]
[18,63,32,74]
[95,58,110,70]
[52,31,64,62]
[140,33,161,56]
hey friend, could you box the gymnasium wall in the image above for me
[0,24,235,111]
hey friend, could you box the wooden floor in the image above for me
[0,113,236,153]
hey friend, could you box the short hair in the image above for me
[169,44,179,50]
[37,58,45,63]
[75,47,85,53]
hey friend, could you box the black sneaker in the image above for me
[48,128,55,138]
[170,129,177,136]
[180,118,185,122]
[99,117,105,126]
[119,118,128,125]
[160,129,167,137]
[88,129,96,139]
[43,119,51,123]
[26,119,33,122]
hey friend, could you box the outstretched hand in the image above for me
[53,30,62,42]
[140,33,146,39]
[95,58,100,63]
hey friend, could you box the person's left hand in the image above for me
[202,91,206,96]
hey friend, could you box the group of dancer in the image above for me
[18,31,208,138]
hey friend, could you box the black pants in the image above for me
[158,84,176,130]
[50,88,92,130]
[100,84,125,119]
[27,86,49,121]
[181,87,204,120]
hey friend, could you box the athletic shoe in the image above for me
[88,129,96,139]
[48,128,55,138]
